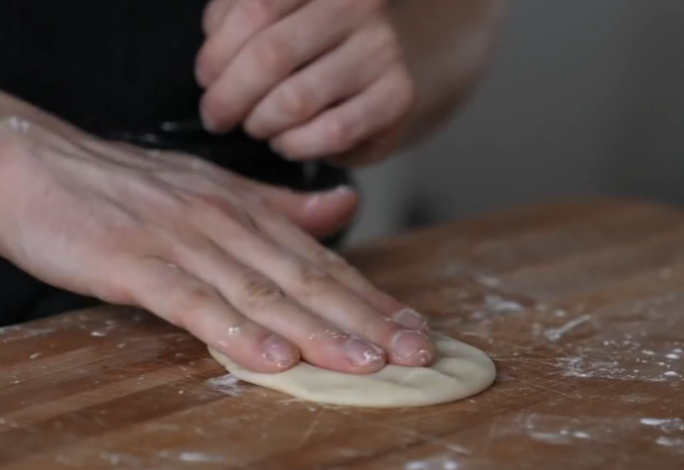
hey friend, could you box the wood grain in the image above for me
[1,197,684,469]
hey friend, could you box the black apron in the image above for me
[0,0,351,325]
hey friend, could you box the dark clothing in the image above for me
[0,0,350,326]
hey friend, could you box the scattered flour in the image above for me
[405,455,459,470]
[484,294,523,313]
[475,274,500,288]
[544,315,591,342]
[640,418,684,431]
[158,451,228,463]
[656,436,684,447]
[206,374,244,396]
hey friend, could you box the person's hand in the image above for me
[197,0,414,166]
[0,110,434,374]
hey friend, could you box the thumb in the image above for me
[254,184,360,240]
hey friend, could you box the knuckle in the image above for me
[253,34,293,75]
[175,282,222,326]
[91,277,136,305]
[239,211,263,235]
[202,1,221,34]
[311,247,351,273]
[292,261,335,294]
[280,81,316,120]
[186,192,241,219]
[238,270,285,308]
[240,0,279,29]
[325,117,356,153]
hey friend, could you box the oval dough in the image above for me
[208,334,496,408]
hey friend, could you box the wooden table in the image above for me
[2,198,684,470]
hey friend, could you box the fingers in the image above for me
[198,0,307,86]
[202,0,237,36]
[200,0,382,132]
[170,236,387,374]
[191,204,434,367]
[271,64,415,158]
[126,257,299,373]
[245,18,402,139]
[253,208,430,333]
[252,183,359,239]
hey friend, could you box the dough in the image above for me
[208,333,496,408]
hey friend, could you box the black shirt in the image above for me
[0,0,347,190]
[0,0,350,324]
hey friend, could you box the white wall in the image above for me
[349,0,684,244]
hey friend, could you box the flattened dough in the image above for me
[208,334,496,408]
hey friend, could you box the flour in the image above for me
[0,326,56,343]
[544,315,591,342]
[158,450,229,463]
[484,294,523,313]
[206,374,244,396]
[640,418,684,431]
[656,436,684,447]
[7,116,30,134]
[475,274,500,287]
[405,455,459,470]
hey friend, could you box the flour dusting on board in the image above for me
[544,315,591,342]
[0,326,56,343]
[206,374,244,396]
[405,454,459,470]
[158,450,229,463]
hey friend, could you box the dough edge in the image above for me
[208,333,496,408]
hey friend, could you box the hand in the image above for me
[0,110,434,374]
[197,0,414,165]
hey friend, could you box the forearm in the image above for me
[390,0,508,145]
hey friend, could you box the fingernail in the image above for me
[263,335,297,368]
[393,308,429,331]
[392,330,432,361]
[345,338,385,367]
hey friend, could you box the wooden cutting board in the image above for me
[1,197,684,469]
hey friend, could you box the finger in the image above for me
[252,208,430,334]
[126,257,299,373]
[148,155,359,239]
[271,64,414,159]
[202,0,238,36]
[197,0,307,87]
[328,117,406,168]
[252,184,359,239]
[200,0,380,132]
[245,18,402,139]
[195,208,434,366]
[171,235,387,374]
